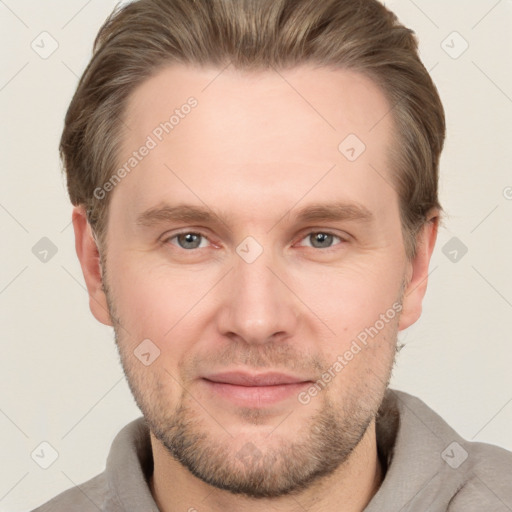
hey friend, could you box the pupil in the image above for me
[313,233,332,248]
[179,233,200,249]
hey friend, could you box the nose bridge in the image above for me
[217,244,298,344]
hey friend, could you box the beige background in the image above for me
[1,0,511,510]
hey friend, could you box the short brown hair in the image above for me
[60,0,445,259]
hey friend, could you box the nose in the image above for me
[215,247,300,346]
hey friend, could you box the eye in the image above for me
[161,230,345,252]
[297,231,344,250]
[164,231,211,250]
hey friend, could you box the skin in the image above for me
[73,64,438,512]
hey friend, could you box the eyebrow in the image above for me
[135,201,374,229]
[293,202,374,224]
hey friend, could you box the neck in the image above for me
[149,421,383,512]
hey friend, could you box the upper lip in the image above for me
[203,371,312,387]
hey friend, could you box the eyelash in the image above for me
[161,230,347,252]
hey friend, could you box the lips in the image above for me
[202,371,311,387]
[201,371,313,407]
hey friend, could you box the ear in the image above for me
[399,210,439,331]
[72,206,113,326]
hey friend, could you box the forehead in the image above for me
[113,64,398,224]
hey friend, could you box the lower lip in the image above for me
[202,379,311,407]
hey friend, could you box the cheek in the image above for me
[285,260,403,385]
[290,259,404,341]
[108,260,216,350]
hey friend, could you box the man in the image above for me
[34,0,512,510]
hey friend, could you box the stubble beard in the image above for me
[103,272,400,498]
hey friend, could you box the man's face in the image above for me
[81,64,428,497]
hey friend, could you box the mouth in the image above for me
[201,371,314,407]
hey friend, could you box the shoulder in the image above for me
[30,417,150,511]
[388,389,512,511]
[448,441,512,511]
[31,472,109,512]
